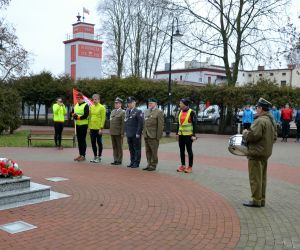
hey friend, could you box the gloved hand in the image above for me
[73,114,78,120]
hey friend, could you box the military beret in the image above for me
[127,96,136,103]
[114,97,123,103]
[256,97,272,110]
[148,98,157,103]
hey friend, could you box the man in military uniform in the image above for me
[143,98,164,171]
[125,96,143,168]
[242,98,277,207]
[110,97,125,165]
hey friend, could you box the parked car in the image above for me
[197,105,220,125]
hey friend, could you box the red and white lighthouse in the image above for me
[63,14,103,80]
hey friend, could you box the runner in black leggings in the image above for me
[176,99,197,173]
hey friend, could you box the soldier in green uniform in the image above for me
[242,98,277,207]
[110,97,125,165]
[143,98,164,171]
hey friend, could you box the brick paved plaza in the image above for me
[0,133,300,250]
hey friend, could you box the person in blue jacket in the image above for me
[270,105,281,125]
[295,105,300,142]
[242,105,254,129]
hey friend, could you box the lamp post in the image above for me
[166,17,183,136]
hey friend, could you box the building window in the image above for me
[282,72,286,76]
[270,72,274,76]
[199,77,203,83]
[248,74,252,77]
[281,80,287,86]
[242,73,245,76]
[208,77,211,84]
[259,74,262,77]
[180,75,183,81]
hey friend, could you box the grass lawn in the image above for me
[0,130,176,148]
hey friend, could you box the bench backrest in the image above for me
[29,130,74,136]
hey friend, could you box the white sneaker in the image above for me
[90,157,97,163]
[94,156,101,163]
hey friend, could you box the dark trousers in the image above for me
[90,129,103,157]
[54,122,64,146]
[127,136,141,167]
[281,120,290,139]
[248,159,268,206]
[243,123,251,130]
[144,138,159,168]
[296,122,300,141]
[111,135,123,162]
[178,135,193,167]
[76,124,88,156]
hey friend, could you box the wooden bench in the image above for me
[27,129,76,147]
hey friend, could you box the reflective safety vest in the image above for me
[88,103,106,129]
[74,102,89,126]
[178,109,193,135]
[52,103,66,122]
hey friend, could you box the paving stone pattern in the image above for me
[0,133,299,249]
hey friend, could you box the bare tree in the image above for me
[0,0,10,8]
[160,0,291,86]
[97,0,132,78]
[0,20,29,81]
[98,0,171,78]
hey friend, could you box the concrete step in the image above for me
[0,176,31,192]
[0,182,51,206]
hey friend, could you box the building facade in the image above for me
[63,15,103,80]
[237,65,300,87]
[153,61,227,85]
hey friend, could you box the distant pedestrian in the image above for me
[295,105,300,142]
[143,98,164,171]
[52,97,67,150]
[242,98,277,207]
[280,104,293,142]
[270,105,280,125]
[176,99,197,174]
[125,97,143,168]
[110,97,125,165]
[72,93,89,161]
[89,94,106,163]
[242,105,254,129]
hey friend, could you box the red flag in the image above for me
[72,88,93,106]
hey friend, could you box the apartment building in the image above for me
[237,65,300,87]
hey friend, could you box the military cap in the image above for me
[256,97,272,110]
[114,97,123,103]
[148,97,157,103]
[127,96,136,103]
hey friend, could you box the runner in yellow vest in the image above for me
[72,93,89,161]
[52,97,67,149]
[176,99,197,173]
[88,94,106,163]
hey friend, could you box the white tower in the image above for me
[63,14,103,80]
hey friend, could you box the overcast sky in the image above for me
[3,0,300,76]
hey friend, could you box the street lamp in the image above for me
[166,17,183,136]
